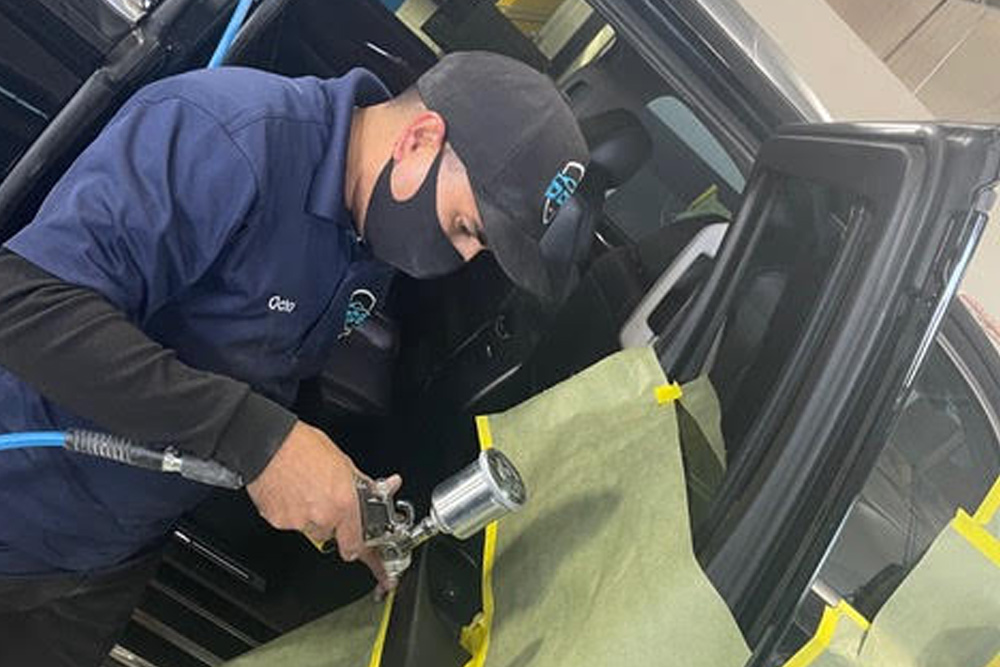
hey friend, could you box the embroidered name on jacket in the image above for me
[268,295,297,313]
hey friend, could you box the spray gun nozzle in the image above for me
[357,449,526,583]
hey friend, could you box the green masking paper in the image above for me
[224,594,386,667]
[785,496,1000,667]
[475,346,750,667]
[676,375,727,526]
[979,477,1000,539]
[857,513,1000,667]
[794,604,869,667]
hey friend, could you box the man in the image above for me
[0,51,588,665]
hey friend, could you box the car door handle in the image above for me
[620,222,729,349]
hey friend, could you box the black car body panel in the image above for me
[676,123,1000,646]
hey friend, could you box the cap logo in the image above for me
[542,161,586,226]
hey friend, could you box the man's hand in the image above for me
[246,421,398,590]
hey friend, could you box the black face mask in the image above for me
[363,148,464,278]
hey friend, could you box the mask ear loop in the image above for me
[390,143,447,205]
[363,142,463,278]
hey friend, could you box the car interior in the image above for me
[1,1,998,665]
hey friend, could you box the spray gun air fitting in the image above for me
[0,428,525,589]
[356,449,527,586]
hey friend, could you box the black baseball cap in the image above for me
[417,52,589,303]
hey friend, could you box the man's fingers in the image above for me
[358,549,394,592]
[384,474,403,495]
[333,495,364,562]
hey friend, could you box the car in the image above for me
[1,0,998,665]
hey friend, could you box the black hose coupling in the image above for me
[64,429,244,489]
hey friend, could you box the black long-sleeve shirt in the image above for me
[0,249,295,481]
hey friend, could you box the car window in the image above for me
[707,173,863,455]
[395,0,612,80]
[0,19,73,177]
[775,335,1000,657]
[0,5,121,179]
[648,96,745,194]
[604,95,746,242]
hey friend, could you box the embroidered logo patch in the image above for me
[542,161,586,226]
[339,289,377,339]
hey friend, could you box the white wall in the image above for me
[736,0,932,121]
[737,0,998,317]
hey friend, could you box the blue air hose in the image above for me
[0,431,65,451]
[208,0,254,68]
[0,430,243,488]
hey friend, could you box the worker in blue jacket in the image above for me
[0,51,588,666]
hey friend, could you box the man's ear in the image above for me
[392,111,447,163]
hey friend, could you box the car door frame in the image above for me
[650,123,999,653]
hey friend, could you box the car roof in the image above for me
[715,0,933,122]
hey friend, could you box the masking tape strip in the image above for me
[781,604,839,667]
[982,652,1000,667]
[780,600,869,667]
[655,382,683,404]
[367,590,396,667]
[953,510,1000,568]
[689,183,719,209]
[973,475,1000,525]
[460,415,498,667]
[476,415,494,450]
[461,521,497,667]
[835,599,870,632]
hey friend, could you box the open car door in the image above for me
[643,123,1000,652]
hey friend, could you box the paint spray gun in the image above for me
[354,449,527,587]
[0,429,526,588]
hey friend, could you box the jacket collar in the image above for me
[306,68,391,227]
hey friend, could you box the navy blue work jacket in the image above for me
[0,67,395,574]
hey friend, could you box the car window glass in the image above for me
[394,0,611,80]
[0,5,116,179]
[707,173,862,458]
[0,18,74,177]
[773,339,1000,657]
[647,96,745,193]
[604,95,746,242]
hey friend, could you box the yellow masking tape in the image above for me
[461,415,498,667]
[835,599,870,632]
[953,510,1000,568]
[461,522,497,667]
[689,184,719,210]
[476,415,494,450]
[982,652,1000,667]
[781,600,869,667]
[366,590,396,667]
[655,382,683,404]
[974,475,1000,525]
[782,604,839,667]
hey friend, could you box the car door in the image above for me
[354,123,999,667]
[774,296,1000,660]
[0,0,245,244]
[0,0,134,181]
[638,122,1000,653]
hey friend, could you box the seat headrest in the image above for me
[579,109,652,191]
